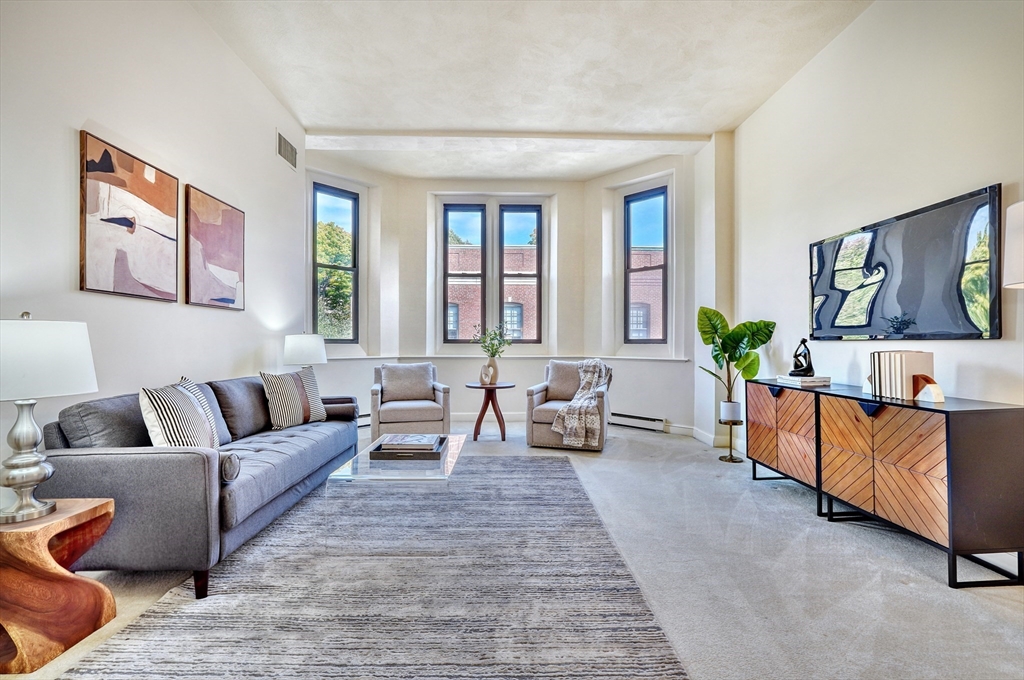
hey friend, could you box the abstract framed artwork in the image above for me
[80,131,179,301]
[185,185,245,310]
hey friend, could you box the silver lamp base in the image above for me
[0,400,56,524]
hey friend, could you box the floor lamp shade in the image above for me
[0,319,98,401]
[283,334,327,366]
[1005,201,1024,289]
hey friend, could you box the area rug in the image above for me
[63,456,688,679]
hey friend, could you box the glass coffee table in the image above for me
[325,434,467,557]
[329,434,466,483]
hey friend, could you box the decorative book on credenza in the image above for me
[775,375,831,387]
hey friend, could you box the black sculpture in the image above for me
[789,338,814,377]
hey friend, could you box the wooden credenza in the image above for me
[746,379,1024,588]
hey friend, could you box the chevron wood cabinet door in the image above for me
[746,382,778,467]
[872,405,949,547]
[775,389,816,486]
[819,395,875,512]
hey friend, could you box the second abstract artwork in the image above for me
[186,185,245,310]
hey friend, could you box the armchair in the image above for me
[526,360,612,451]
[370,363,450,441]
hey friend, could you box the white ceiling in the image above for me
[193,0,871,180]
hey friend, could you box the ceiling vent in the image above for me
[277,132,297,169]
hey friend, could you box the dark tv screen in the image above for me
[810,185,1001,340]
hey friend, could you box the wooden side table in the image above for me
[465,382,516,441]
[0,498,116,674]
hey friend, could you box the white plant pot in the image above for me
[720,401,742,423]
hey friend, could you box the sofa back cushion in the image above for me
[380,363,435,403]
[546,361,581,401]
[58,393,151,448]
[207,377,271,441]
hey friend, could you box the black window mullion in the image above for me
[313,182,358,344]
[499,204,542,344]
[443,204,486,343]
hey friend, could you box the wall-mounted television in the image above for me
[810,185,1001,340]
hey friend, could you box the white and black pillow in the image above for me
[140,377,221,448]
[260,367,327,430]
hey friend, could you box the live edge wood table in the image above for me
[746,379,1024,588]
[0,498,116,674]
[466,382,515,441]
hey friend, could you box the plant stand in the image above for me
[718,418,744,463]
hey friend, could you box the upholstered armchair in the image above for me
[370,362,450,442]
[526,360,612,451]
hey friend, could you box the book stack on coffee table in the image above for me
[369,434,447,460]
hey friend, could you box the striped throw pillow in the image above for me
[260,367,327,430]
[140,377,221,448]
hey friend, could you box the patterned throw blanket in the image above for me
[552,359,612,448]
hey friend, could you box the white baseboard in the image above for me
[665,423,693,437]
[691,427,733,447]
[972,553,1020,577]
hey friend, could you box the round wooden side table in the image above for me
[465,382,516,441]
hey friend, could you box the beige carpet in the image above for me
[20,423,1024,680]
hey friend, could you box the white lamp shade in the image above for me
[283,334,327,365]
[0,319,98,401]
[1005,201,1024,289]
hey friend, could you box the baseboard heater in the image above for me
[357,413,370,429]
[609,412,665,432]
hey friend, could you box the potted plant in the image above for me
[472,324,512,385]
[697,306,776,426]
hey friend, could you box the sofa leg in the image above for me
[193,570,209,599]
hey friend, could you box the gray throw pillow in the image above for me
[381,363,435,403]
[547,361,581,401]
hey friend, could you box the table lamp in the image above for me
[283,333,327,368]
[1005,201,1023,289]
[0,313,98,523]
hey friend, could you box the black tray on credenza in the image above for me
[369,436,448,460]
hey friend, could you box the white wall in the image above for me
[0,2,308,468]
[735,0,1024,409]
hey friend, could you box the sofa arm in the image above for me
[526,382,549,407]
[370,383,382,440]
[322,395,358,421]
[37,446,220,572]
[433,382,451,434]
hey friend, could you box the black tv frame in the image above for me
[809,184,1002,341]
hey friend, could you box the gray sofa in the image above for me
[39,376,359,599]
[526,360,612,451]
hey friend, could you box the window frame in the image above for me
[623,185,668,345]
[312,181,359,344]
[443,203,487,344]
[498,204,543,344]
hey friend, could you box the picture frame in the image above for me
[80,131,179,301]
[185,185,245,310]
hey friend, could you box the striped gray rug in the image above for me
[64,456,687,679]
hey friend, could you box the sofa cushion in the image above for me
[547,361,581,401]
[58,393,151,448]
[260,367,327,429]
[532,399,570,424]
[196,382,231,445]
[218,421,358,529]
[381,363,434,403]
[208,377,271,441]
[378,399,444,423]
[139,377,221,448]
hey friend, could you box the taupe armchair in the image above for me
[526,360,611,451]
[370,363,450,442]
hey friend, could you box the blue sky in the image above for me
[449,211,482,244]
[316,192,353,231]
[503,211,537,246]
[629,194,665,248]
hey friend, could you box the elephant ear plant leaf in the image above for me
[697,306,776,402]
